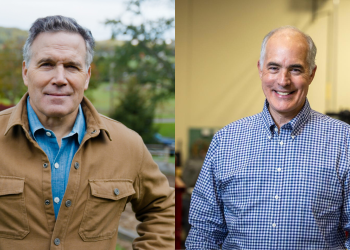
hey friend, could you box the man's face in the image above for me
[22,31,91,120]
[258,31,316,121]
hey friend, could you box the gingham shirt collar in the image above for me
[261,98,312,139]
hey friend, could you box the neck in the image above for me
[33,109,78,147]
[269,111,294,131]
[268,106,303,132]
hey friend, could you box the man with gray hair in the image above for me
[0,15,174,250]
[186,26,350,249]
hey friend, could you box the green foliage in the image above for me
[0,38,27,104]
[111,77,157,143]
[104,0,175,103]
[156,123,175,138]
[100,0,174,142]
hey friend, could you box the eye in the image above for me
[268,66,279,72]
[66,65,79,70]
[40,63,52,67]
[291,68,302,74]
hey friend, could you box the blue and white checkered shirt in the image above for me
[186,99,350,250]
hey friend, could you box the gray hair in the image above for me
[23,15,95,71]
[259,26,317,75]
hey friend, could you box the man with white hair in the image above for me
[0,15,174,250]
[186,26,350,249]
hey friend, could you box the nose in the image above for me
[52,65,68,86]
[278,69,291,87]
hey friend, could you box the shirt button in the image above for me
[274,127,278,132]
[280,141,283,145]
[54,238,60,246]
[45,199,50,205]
[65,200,72,207]
[277,168,282,172]
[275,195,279,200]
[46,131,52,137]
[54,197,60,204]
[291,135,295,139]
[272,223,277,227]
[74,162,79,170]
[114,188,120,195]
[54,163,59,169]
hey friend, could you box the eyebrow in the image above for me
[289,64,304,69]
[37,58,55,65]
[266,62,281,67]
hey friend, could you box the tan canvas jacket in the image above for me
[0,93,175,250]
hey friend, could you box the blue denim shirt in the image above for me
[27,97,86,219]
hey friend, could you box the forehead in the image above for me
[264,31,308,65]
[30,31,86,62]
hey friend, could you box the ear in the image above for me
[22,61,29,87]
[257,60,263,79]
[308,65,317,85]
[84,66,91,90]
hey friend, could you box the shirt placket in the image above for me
[269,127,287,249]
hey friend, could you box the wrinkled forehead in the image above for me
[31,31,86,57]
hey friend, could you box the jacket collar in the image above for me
[5,92,112,141]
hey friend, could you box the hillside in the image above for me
[0,27,28,45]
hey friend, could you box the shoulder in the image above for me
[309,110,350,132]
[215,113,261,140]
[205,113,261,159]
[98,114,144,146]
[0,107,15,134]
[0,107,14,117]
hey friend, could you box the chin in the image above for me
[41,108,73,118]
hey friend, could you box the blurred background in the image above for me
[175,0,350,248]
[0,0,174,249]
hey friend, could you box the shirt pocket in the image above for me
[0,176,29,239]
[79,179,136,241]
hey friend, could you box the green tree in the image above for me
[112,77,157,143]
[105,0,175,102]
[105,0,174,141]
[0,38,27,104]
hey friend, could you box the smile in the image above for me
[274,91,295,96]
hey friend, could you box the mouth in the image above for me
[273,90,296,96]
[45,93,70,96]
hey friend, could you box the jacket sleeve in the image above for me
[130,142,175,250]
[185,134,228,249]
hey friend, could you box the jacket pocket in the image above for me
[79,179,136,241]
[0,176,29,239]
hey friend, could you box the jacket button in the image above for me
[74,162,79,169]
[54,238,60,246]
[43,163,48,168]
[114,188,119,195]
[65,200,72,207]
[45,200,50,205]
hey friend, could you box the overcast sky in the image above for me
[0,0,175,41]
